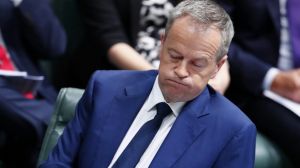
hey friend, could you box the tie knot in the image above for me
[156,102,172,119]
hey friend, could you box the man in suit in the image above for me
[40,0,256,167]
[0,0,66,167]
[72,0,230,95]
[215,0,300,166]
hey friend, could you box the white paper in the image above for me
[0,70,27,77]
[264,90,300,117]
[0,70,44,94]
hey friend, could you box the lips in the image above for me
[167,79,189,87]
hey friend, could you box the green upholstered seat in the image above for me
[255,133,294,168]
[37,87,294,167]
[37,88,84,165]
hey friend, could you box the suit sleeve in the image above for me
[215,0,272,95]
[39,74,97,168]
[213,123,257,168]
[17,0,66,57]
[80,0,130,54]
[228,43,271,94]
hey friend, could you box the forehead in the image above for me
[165,17,221,61]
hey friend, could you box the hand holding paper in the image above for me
[0,70,44,96]
[270,69,300,103]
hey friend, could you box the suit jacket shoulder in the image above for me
[89,70,158,93]
[208,86,255,130]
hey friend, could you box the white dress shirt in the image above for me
[108,76,185,168]
[10,0,23,7]
[262,0,293,90]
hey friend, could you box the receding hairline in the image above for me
[164,0,234,60]
[164,15,223,59]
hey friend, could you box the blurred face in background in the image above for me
[158,16,227,103]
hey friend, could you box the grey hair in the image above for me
[165,0,234,61]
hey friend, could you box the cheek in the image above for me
[190,75,209,90]
[196,68,216,81]
[192,80,206,91]
[160,63,176,77]
[191,74,207,84]
[159,66,170,78]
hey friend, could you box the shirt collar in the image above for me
[146,76,185,117]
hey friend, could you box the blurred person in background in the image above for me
[215,0,300,166]
[0,0,66,167]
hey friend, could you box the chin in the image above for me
[166,94,187,103]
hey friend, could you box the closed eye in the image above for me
[193,59,208,68]
[170,54,182,60]
[168,49,182,60]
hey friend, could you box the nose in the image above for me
[174,61,189,78]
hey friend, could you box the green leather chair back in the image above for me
[37,88,293,168]
[37,88,84,165]
[255,133,294,168]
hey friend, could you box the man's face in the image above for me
[158,16,226,103]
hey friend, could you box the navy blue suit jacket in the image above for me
[41,70,256,168]
[215,0,281,96]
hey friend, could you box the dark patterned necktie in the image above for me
[112,102,172,168]
[287,0,300,67]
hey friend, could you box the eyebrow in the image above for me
[168,48,213,61]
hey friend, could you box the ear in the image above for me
[210,55,228,79]
[161,30,166,40]
[159,32,166,59]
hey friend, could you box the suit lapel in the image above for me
[150,88,211,168]
[94,72,157,167]
[265,0,280,36]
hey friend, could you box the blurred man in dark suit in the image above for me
[215,0,300,166]
[0,0,66,167]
